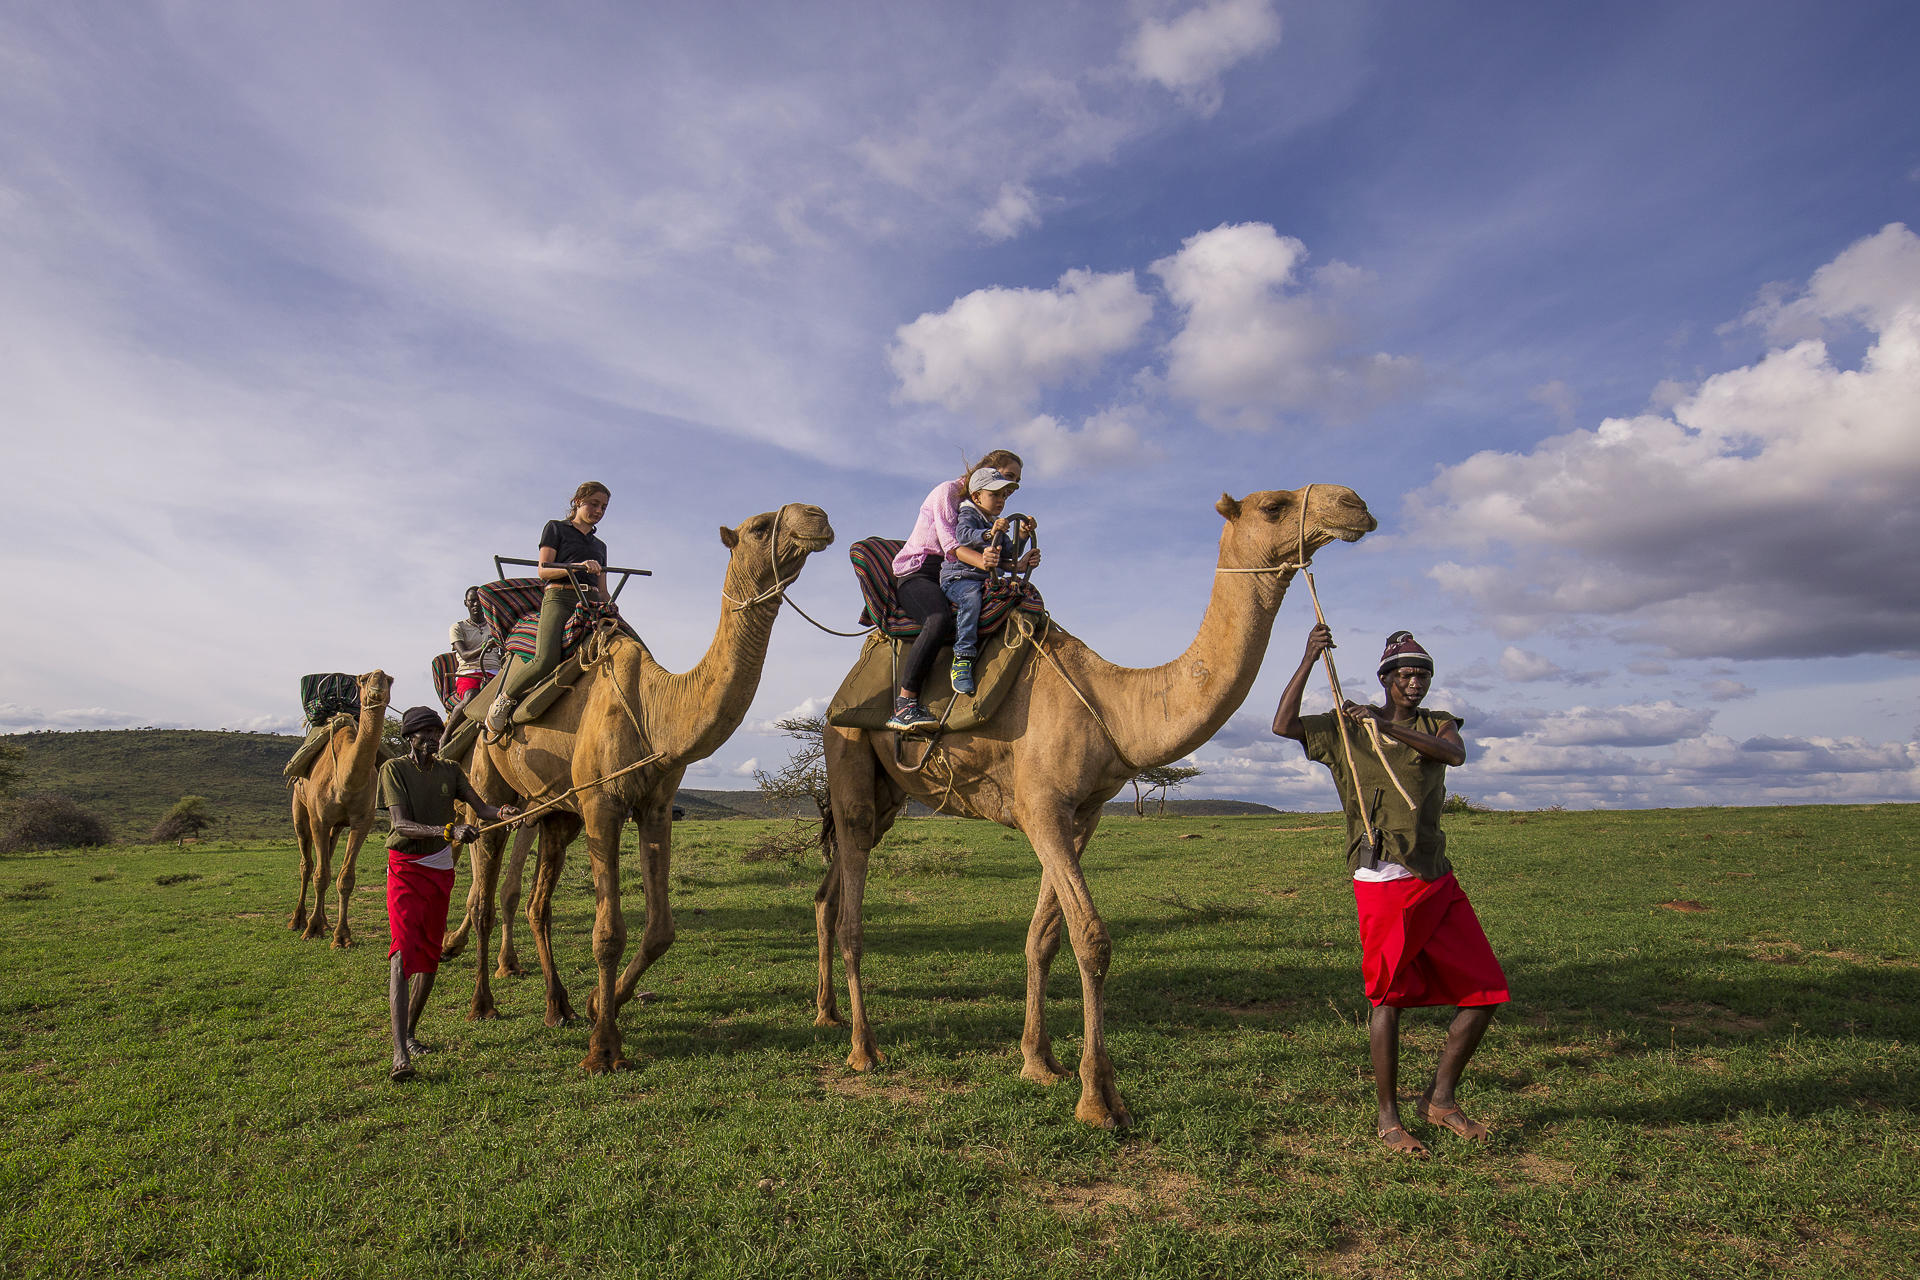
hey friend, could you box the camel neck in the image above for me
[629,555,781,763]
[339,702,388,788]
[1082,550,1291,768]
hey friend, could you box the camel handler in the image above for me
[378,705,519,1082]
[1272,627,1509,1158]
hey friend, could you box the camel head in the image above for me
[1214,484,1376,569]
[357,669,393,712]
[718,502,836,590]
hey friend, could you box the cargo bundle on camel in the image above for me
[813,484,1376,1129]
[438,502,836,1074]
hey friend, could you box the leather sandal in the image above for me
[1416,1099,1490,1141]
[1377,1125,1429,1158]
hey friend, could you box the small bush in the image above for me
[1442,793,1489,815]
[0,794,112,853]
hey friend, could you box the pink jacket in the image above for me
[891,480,962,576]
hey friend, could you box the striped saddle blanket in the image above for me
[849,537,1043,639]
[475,578,630,662]
[430,652,459,712]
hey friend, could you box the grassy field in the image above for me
[2,806,1915,1278]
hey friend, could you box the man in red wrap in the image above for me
[379,705,519,1082]
[1273,627,1508,1157]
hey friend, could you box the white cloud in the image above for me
[1004,408,1156,472]
[1530,701,1715,748]
[1737,222,1920,345]
[750,696,830,736]
[1126,0,1282,113]
[1152,222,1418,428]
[889,268,1153,420]
[1703,679,1756,702]
[0,704,157,732]
[1529,379,1576,427]
[731,758,760,778]
[977,183,1043,242]
[1413,223,1920,660]
[1499,647,1563,682]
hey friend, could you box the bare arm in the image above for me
[453,776,520,826]
[1272,624,1333,742]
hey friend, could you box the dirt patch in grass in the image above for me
[1029,1146,1201,1226]
[1298,1234,1403,1279]
[1656,1001,1768,1033]
[155,873,201,887]
[235,911,265,919]
[1269,825,1339,833]
[1659,899,1709,913]
[1491,1152,1578,1189]
[815,1064,961,1106]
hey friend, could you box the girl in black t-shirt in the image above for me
[485,481,612,733]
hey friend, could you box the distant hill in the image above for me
[2,730,1282,841]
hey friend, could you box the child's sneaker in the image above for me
[885,696,939,733]
[950,657,976,696]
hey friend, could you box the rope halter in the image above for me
[1213,482,1316,577]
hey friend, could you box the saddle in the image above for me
[437,632,609,763]
[430,652,460,713]
[475,578,633,661]
[848,536,1043,638]
[298,672,360,727]
[827,611,1038,734]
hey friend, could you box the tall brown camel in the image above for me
[815,484,1375,1128]
[457,503,835,1073]
[288,669,393,947]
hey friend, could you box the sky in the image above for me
[3,0,1917,810]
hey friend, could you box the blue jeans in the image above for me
[939,574,985,659]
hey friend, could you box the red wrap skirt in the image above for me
[1353,871,1509,1009]
[387,849,456,978]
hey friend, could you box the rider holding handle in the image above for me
[485,481,611,734]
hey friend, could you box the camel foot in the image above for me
[331,931,354,950]
[846,1043,885,1073]
[1075,1086,1133,1131]
[439,938,467,962]
[300,921,327,942]
[287,912,306,932]
[544,1007,581,1029]
[467,1000,499,1021]
[494,962,527,979]
[578,1047,631,1075]
[813,1009,847,1028]
[1021,1056,1072,1085]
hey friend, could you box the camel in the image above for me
[288,669,394,947]
[453,503,836,1073]
[814,484,1375,1128]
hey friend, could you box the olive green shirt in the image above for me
[1300,708,1462,880]
[378,756,465,858]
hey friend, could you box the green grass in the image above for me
[2,806,1916,1278]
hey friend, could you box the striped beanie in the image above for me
[1377,631,1433,678]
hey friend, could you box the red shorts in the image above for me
[1353,872,1509,1009]
[454,674,490,697]
[387,849,456,977]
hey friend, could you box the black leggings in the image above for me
[895,566,954,697]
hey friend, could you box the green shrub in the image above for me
[0,794,112,853]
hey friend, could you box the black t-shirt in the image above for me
[540,520,608,573]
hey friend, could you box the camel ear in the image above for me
[719,525,739,549]
[1216,493,1242,520]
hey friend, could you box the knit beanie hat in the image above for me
[400,705,446,737]
[1377,631,1434,678]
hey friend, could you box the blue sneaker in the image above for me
[885,697,939,733]
[950,657,976,696]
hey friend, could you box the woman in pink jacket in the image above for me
[886,448,1023,731]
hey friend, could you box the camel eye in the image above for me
[1259,500,1285,519]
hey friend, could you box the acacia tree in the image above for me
[1130,763,1203,816]
[151,795,214,844]
[749,713,830,861]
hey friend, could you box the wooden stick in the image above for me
[1301,570,1377,854]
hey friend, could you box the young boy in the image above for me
[938,466,1031,695]
[1272,627,1508,1157]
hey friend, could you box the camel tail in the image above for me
[816,797,836,868]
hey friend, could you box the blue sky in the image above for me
[4,1,1917,809]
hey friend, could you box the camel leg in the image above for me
[302,821,339,941]
[577,794,630,1074]
[527,817,581,1028]
[289,795,316,933]
[440,802,482,961]
[465,828,507,1019]
[825,731,893,1071]
[812,858,843,1027]
[1022,800,1129,1129]
[495,824,537,978]
[330,816,372,949]
[606,795,677,1013]
[1020,875,1071,1083]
